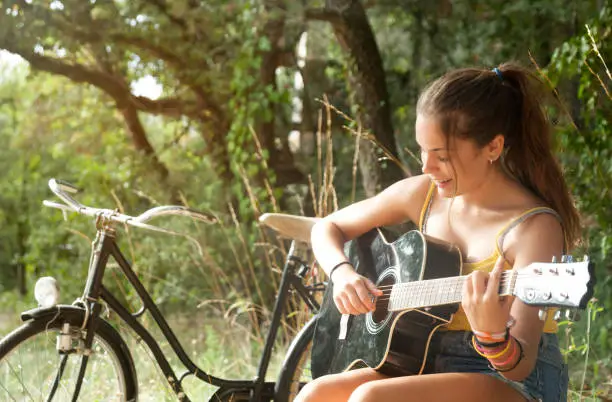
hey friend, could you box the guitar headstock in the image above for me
[513,256,596,313]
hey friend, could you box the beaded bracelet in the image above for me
[472,328,509,343]
[472,328,510,348]
[491,338,519,367]
[472,335,524,373]
[329,261,353,282]
[492,339,524,373]
[471,335,512,360]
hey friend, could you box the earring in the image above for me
[489,159,494,165]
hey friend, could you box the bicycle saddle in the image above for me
[259,213,320,244]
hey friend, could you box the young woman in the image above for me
[296,63,580,402]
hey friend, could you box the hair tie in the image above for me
[492,67,504,81]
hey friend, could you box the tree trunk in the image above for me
[118,102,170,181]
[257,0,305,187]
[324,0,405,196]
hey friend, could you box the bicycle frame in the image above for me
[64,220,321,401]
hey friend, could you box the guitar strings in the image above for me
[372,277,520,303]
[338,270,568,305]
[372,271,549,291]
[374,277,517,294]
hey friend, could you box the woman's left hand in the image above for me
[462,256,514,334]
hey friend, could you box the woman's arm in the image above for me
[462,213,565,381]
[311,175,431,315]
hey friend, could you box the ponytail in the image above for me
[498,63,580,248]
[417,62,581,248]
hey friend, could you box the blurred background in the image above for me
[0,0,610,400]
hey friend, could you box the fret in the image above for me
[388,276,468,311]
[420,280,426,306]
[432,279,439,305]
[383,273,543,312]
[432,280,439,306]
[389,269,569,312]
[390,284,399,311]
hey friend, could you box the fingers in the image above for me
[461,274,472,311]
[462,260,514,333]
[333,276,379,315]
[346,285,372,314]
[364,278,383,296]
[485,256,505,299]
[335,296,348,315]
[462,272,473,304]
[501,294,515,312]
[471,270,487,296]
[354,283,375,311]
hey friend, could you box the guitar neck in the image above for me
[387,271,517,311]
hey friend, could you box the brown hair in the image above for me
[416,62,581,248]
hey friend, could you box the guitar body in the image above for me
[311,229,463,378]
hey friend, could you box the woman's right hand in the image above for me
[331,264,383,315]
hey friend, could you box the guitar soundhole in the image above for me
[372,276,395,324]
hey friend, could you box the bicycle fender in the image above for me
[275,315,318,400]
[20,304,86,323]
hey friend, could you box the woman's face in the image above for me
[415,114,492,198]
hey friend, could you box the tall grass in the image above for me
[1,56,610,400]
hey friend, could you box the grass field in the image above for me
[0,307,311,401]
[0,305,609,401]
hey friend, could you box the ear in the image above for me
[486,134,505,162]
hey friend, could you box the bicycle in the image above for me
[0,179,323,402]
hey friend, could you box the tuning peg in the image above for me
[551,256,558,263]
[538,308,549,321]
[554,310,563,322]
[561,255,569,263]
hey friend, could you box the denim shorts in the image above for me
[425,331,568,401]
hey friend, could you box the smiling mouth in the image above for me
[433,178,452,185]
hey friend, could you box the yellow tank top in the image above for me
[418,183,560,333]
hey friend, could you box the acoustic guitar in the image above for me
[311,229,595,378]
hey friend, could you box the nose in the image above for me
[421,152,437,174]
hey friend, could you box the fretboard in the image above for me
[387,272,516,312]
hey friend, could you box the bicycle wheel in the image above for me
[0,308,137,401]
[275,317,315,402]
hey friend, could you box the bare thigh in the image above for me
[294,368,386,402]
[296,369,527,402]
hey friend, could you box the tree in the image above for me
[306,0,405,196]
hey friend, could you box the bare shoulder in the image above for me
[376,174,432,217]
[506,211,565,268]
[319,174,432,241]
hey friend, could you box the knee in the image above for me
[294,377,333,402]
[347,382,380,402]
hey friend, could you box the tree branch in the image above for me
[119,102,170,180]
[304,8,342,24]
[0,41,204,119]
[143,0,189,31]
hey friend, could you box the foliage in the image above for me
[546,6,612,398]
[0,0,610,398]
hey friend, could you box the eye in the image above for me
[438,156,449,162]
